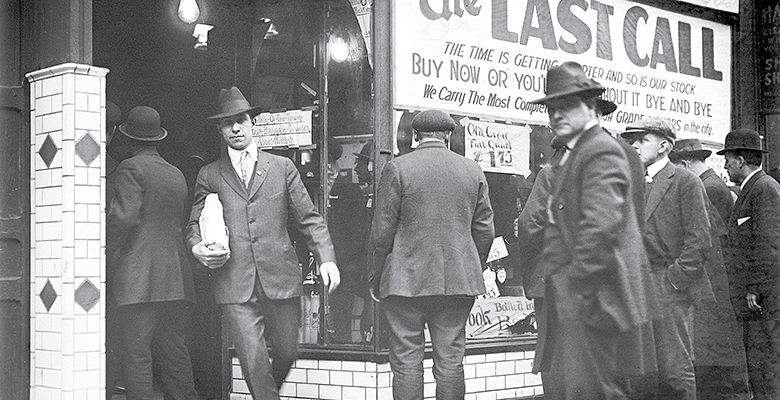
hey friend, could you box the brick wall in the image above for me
[229,351,543,400]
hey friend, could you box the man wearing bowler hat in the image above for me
[368,109,494,400]
[185,87,340,400]
[718,129,780,400]
[107,106,199,399]
[530,61,649,399]
[670,139,750,398]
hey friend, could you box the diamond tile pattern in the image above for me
[39,279,57,312]
[75,279,100,312]
[38,134,58,168]
[75,133,100,166]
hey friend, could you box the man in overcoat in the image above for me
[107,106,199,399]
[185,87,340,400]
[622,118,714,400]
[368,109,494,400]
[719,128,780,400]
[669,139,749,399]
[530,62,648,399]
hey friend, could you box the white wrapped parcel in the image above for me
[199,193,230,253]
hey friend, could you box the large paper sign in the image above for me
[252,110,313,149]
[393,0,731,144]
[463,118,531,176]
[465,297,535,339]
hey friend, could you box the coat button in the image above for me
[557,203,564,209]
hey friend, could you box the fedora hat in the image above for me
[531,61,605,104]
[596,98,616,115]
[669,139,712,162]
[207,86,262,120]
[621,118,677,143]
[717,129,767,154]
[118,106,167,142]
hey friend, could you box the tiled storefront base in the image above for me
[229,351,543,400]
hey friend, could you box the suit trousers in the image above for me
[382,295,475,400]
[222,278,300,400]
[651,302,696,400]
[117,301,199,400]
[744,317,780,400]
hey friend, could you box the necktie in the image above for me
[644,171,653,201]
[240,150,252,187]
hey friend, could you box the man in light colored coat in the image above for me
[368,109,494,400]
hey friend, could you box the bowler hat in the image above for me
[411,110,457,133]
[716,129,767,154]
[353,142,374,160]
[207,86,262,120]
[669,139,712,162]
[531,62,605,104]
[621,118,677,142]
[118,106,167,142]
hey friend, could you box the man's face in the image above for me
[546,96,594,137]
[723,152,745,184]
[218,113,253,150]
[629,133,669,166]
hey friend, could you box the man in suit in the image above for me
[529,62,648,399]
[621,119,714,400]
[107,106,199,400]
[368,109,494,400]
[718,128,780,400]
[669,139,750,399]
[186,87,340,400]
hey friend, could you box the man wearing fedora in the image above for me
[670,139,750,399]
[368,109,494,400]
[185,87,340,400]
[718,128,780,400]
[621,118,714,400]
[107,106,199,399]
[530,61,648,399]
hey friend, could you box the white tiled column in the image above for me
[26,63,109,400]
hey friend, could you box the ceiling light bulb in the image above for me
[178,0,200,24]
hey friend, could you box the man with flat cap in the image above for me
[368,109,494,400]
[185,87,340,400]
[669,139,749,399]
[107,106,199,399]
[529,61,648,399]
[719,128,780,400]
[622,118,714,400]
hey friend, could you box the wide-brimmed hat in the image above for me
[716,129,767,154]
[669,139,712,162]
[412,110,457,132]
[207,86,263,120]
[118,106,167,142]
[621,118,677,143]
[531,62,605,104]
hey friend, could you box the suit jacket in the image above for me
[701,168,733,226]
[185,149,336,304]
[107,148,195,306]
[726,170,780,319]
[368,141,494,298]
[541,125,648,332]
[643,161,713,309]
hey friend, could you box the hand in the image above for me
[191,240,230,269]
[747,292,762,312]
[319,262,340,294]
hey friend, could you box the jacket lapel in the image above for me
[733,170,764,219]
[218,155,249,200]
[248,149,270,199]
[644,162,675,221]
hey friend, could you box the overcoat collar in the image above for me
[218,147,270,199]
[733,169,766,216]
[644,161,675,221]
[549,125,603,207]
[699,168,717,181]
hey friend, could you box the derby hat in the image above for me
[716,128,767,154]
[353,142,374,160]
[207,86,263,120]
[118,106,167,142]
[669,138,712,162]
[411,109,457,132]
[531,61,605,104]
[621,118,677,143]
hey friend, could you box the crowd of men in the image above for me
[104,63,779,400]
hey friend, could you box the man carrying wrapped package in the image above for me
[185,87,340,400]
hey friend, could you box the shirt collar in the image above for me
[565,119,598,151]
[741,168,761,191]
[646,156,669,179]
[228,140,258,166]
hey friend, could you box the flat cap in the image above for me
[412,110,456,132]
[621,117,677,142]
